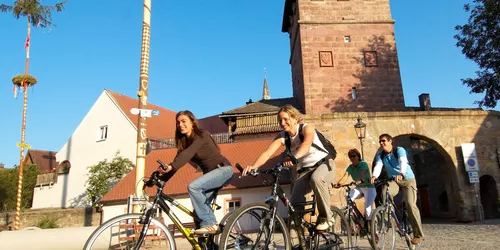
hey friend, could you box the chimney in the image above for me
[246,98,253,105]
[419,93,431,111]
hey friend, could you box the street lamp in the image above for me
[354,115,367,160]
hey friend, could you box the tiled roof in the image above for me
[101,139,288,203]
[24,149,58,173]
[199,115,228,134]
[220,97,299,116]
[105,90,178,140]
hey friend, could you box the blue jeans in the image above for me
[188,165,233,227]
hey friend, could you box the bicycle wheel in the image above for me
[342,209,358,248]
[319,206,351,250]
[214,208,235,246]
[370,206,396,250]
[218,202,291,250]
[403,211,421,250]
[83,213,176,250]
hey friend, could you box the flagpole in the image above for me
[14,16,31,230]
[134,0,151,213]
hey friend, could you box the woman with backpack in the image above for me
[242,104,336,230]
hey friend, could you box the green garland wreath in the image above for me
[12,74,37,87]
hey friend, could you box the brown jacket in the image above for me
[170,130,231,174]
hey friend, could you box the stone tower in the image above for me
[282,0,406,114]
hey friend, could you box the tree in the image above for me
[85,152,135,207]
[0,164,40,211]
[454,0,500,108]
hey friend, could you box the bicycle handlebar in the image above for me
[142,160,170,189]
[235,162,289,177]
[373,177,396,187]
[332,181,356,189]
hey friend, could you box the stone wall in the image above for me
[305,109,500,221]
[0,207,101,230]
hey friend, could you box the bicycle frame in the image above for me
[378,180,409,237]
[341,184,366,232]
[135,174,220,250]
[253,164,322,249]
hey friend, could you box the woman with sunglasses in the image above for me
[334,148,376,228]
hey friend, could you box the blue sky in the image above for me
[0,0,486,168]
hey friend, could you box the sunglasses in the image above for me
[348,155,357,159]
[379,139,388,143]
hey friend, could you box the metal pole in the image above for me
[360,138,365,161]
[14,16,32,230]
[134,0,152,213]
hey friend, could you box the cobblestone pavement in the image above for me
[173,219,500,250]
[352,219,500,250]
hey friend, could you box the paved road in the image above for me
[1,219,499,249]
[173,219,500,249]
[348,219,500,250]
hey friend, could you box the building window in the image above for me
[97,125,108,141]
[59,160,71,174]
[344,36,351,43]
[352,87,357,100]
[225,198,241,214]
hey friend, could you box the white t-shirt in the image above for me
[280,124,329,169]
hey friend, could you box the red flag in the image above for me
[24,35,30,50]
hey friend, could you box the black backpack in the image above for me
[284,124,337,163]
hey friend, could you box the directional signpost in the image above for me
[130,108,160,118]
[16,143,31,149]
[461,143,483,221]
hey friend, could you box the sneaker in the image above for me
[316,221,329,231]
[193,225,220,235]
[316,218,335,231]
[411,236,421,245]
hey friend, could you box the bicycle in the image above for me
[84,160,229,250]
[333,182,374,249]
[370,178,422,250]
[218,162,351,250]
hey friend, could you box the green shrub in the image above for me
[36,216,59,229]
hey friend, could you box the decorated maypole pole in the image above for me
[12,15,35,230]
[1,0,66,230]
[134,0,152,212]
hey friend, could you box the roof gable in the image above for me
[24,149,58,172]
[199,115,228,134]
[105,90,178,139]
[220,97,298,116]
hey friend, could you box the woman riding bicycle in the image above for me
[334,148,376,229]
[242,104,335,231]
[157,110,233,235]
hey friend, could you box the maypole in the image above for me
[1,0,66,230]
[134,0,152,213]
[13,16,34,230]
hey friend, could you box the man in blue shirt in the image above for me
[370,134,424,245]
